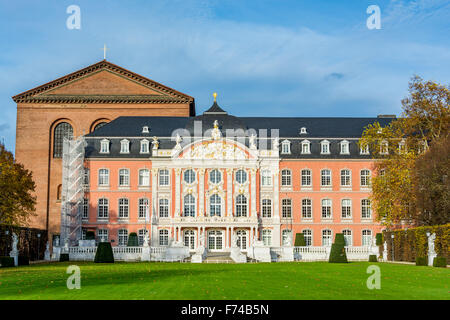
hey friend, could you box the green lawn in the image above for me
[0,261,448,300]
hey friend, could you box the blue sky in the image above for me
[0,0,449,152]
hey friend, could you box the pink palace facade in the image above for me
[79,99,394,252]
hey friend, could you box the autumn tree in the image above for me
[360,76,449,227]
[0,143,36,226]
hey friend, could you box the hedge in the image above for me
[127,233,138,246]
[0,256,14,267]
[329,233,348,263]
[375,233,382,246]
[433,256,447,268]
[59,253,69,262]
[382,224,449,264]
[86,231,95,240]
[415,256,427,266]
[369,255,377,262]
[294,233,306,246]
[94,242,114,263]
[18,255,29,266]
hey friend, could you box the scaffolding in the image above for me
[60,136,86,247]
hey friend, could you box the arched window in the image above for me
[53,122,73,158]
[210,194,222,216]
[235,195,247,217]
[93,122,108,131]
[184,194,196,217]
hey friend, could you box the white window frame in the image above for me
[140,139,150,154]
[362,229,372,246]
[281,198,292,218]
[159,229,169,246]
[281,140,291,154]
[340,140,350,155]
[282,229,292,246]
[139,169,150,186]
[209,194,222,217]
[118,229,128,246]
[235,194,248,217]
[118,168,130,187]
[184,169,196,184]
[262,199,272,218]
[97,198,109,219]
[138,198,149,220]
[301,140,311,154]
[209,169,222,184]
[98,168,110,186]
[159,169,170,186]
[97,229,109,242]
[183,194,196,217]
[303,229,312,246]
[120,139,130,154]
[159,198,169,218]
[82,198,89,219]
[301,169,312,187]
[360,143,370,155]
[342,229,352,246]
[361,199,372,219]
[281,169,292,187]
[322,229,332,246]
[380,140,389,155]
[301,198,312,219]
[360,169,371,187]
[261,169,272,187]
[321,169,332,187]
[341,199,352,219]
[321,198,332,219]
[320,140,330,154]
[100,139,110,154]
[118,198,129,219]
[262,229,272,246]
[235,169,247,184]
[340,169,351,187]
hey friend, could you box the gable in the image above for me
[44,70,164,96]
[12,60,194,105]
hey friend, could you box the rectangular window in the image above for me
[139,169,150,186]
[159,169,169,186]
[119,169,130,186]
[281,170,291,186]
[139,198,149,219]
[83,168,90,186]
[321,199,332,219]
[302,199,312,219]
[159,199,169,218]
[321,169,331,186]
[97,198,109,218]
[138,229,148,246]
[118,229,128,246]
[82,198,89,219]
[341,199,352,219]
[340,169,351,186]
[118,198,129,219]
[301,169,311,186]
[281,199,292,218]
[303,230,312,246]
[98,229,108,242]
[361,199,372,219]
[159,229,169,246]
[98,169,109,186]
[360,170,371,187]
[322,230,332,246]
[261,170,272,186]
[262,199,272,218]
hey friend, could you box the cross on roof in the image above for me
[102,44,108,60]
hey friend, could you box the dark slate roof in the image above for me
[85,102,395,159]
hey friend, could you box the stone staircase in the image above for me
[203,252,234,263]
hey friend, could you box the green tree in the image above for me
[360,76,449,227]
[0,143,36,226]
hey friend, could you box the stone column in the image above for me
[227,169,233,217]
[175,168,181,216]
[273,170,280,218]
[251,168,257,217]
[151,168,158,246]
[199,169,205,216]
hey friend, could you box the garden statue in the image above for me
[249,134,257,149]
[44,241,51,261]
[272,137,279,151]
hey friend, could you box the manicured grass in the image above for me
[0,261,448,300]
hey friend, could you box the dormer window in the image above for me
[142,126,149,133]
[360,143,369,155]
[281,140,291,154]
[320,140,330,154]
[340,140,350,155]
[380,140,389,155]
[100,139,110,154]
[301,140,311,154]
[398,139,406,154]
[140,139,149,154]
[300,127,307,134]
[120,139,130,154]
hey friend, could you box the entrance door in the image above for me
[184,230,196,250]
[208,230,224,251]
[236,230,248,250]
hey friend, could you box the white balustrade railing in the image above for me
[344,246,372,261]
[294,246,329,261]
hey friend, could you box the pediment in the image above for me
[13,60,193,104]
[178,139,255,160]
[43,70,163,96]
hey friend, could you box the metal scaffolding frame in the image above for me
[60,136,86,246]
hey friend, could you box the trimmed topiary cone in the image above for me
[328,233,348,263]
[94,242,114,263]
[433,256,447,268]
[127,233,138,246]
[294,233,306,246]
[415,256,427,266]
